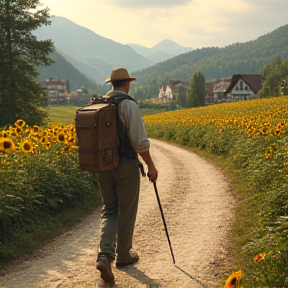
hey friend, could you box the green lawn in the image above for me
[47,106,164,124]
[47,106,79,124]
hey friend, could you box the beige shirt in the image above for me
[107,90,150,153]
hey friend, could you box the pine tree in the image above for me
[186,72,206,108]
[176,89,187,108]
[186,73,197,108]
[0,0,55,126]
[197,72,206,106]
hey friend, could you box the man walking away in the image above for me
[95,68,158,283]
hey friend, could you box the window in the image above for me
[240,81,244,91]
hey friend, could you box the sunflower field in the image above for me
[0,120,100,264]
[143,96,288,287]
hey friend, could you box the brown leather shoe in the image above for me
[116,251,139,267]
[96,257,115,283]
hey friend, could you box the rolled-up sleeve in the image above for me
[118,99,150,153]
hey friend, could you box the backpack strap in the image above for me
[105,92,137,105]
[104,92,138,158]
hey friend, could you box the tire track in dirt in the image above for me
[0,139,235,288]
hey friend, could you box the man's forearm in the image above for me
[138,150,154,168]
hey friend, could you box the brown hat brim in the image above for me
[105,77,136,83]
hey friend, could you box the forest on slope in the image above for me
[130,24,288,99]
[38,51,99,92]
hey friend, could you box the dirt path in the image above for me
[0,139,235,288]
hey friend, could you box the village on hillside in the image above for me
[39,78,88,105]
[40,73,263,106]
[158,74,263,105]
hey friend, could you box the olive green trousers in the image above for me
[97,158,140,262]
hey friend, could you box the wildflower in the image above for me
[254,253,266,263]
[224,270,243,288]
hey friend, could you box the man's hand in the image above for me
[148,166,158,183]
[138,150,158,182]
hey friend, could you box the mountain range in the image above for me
[128,40,192,63]
[35,16,191,85]
[35,16,288,98]
[132,23,288,88]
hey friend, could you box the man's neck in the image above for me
[111,89,127,94]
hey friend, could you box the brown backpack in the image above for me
[75,94,135,172]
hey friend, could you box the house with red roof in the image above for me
[224,74,263,101]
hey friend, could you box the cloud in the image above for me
[42,0,288,49]
[105,0,192,8]
[215,0,288,44]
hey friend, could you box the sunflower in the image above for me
[265,149,273,159]
[0,131,11,138]
[0,160,9,166]
[0,137,16,152]
[56,132,66,143]
[67,135,76,145]
[61,145,71,154]
[15,119,26,129]
[38,136,48,144]
[14,127,23,137]
[277,121,285,129]
[259,126,269,135]
[224,270,243,288]
[273,128,281,136]
[20,139,34,153]
[45,141,52,151]
[254,252,266,263]
[32,125,41,134]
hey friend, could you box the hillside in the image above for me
[38,51,98,91]
[36,17,288,99]
[34,16,152,84]
[132,24,288,95]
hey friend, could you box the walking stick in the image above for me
[151,181,207,286]
[152,182,175,264]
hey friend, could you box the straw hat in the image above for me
[105,68,136,83]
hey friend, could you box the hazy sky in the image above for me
[39,0,288,48]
